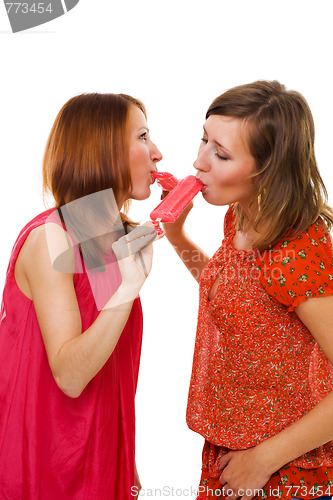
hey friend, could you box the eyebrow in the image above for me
[203,126,232,155]
[138,126,149,133]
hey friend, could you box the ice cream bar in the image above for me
[150,175,204,223]
[152,171,179,191]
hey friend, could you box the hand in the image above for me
[219,448,273,500]
[112,223,160,295]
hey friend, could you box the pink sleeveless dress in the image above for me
[0,209,143,499]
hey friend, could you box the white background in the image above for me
[1,1,333,497]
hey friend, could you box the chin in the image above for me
[203,191,229,207]
[131,187,151,201]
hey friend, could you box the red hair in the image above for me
[42,92,146,211]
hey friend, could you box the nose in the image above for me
[193,146,209,172]
[151,142,163,163]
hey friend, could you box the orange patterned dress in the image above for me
[187,205,333,499]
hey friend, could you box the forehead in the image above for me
[205,115,250,148]
[128,105,147,129]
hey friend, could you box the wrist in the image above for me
[254,439,284,475]
[162,225,186,244]
[117,282,141,300]
[103,283,139,309]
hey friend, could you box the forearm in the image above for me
[164,229,210,283]
[54,284,137,398]
[256,389,333,473]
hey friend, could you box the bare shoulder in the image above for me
[14,223,82,385]
[24,222,75,274]
[15,223,76,299]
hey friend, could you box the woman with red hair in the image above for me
[0,93,162,499]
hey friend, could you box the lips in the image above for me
[196,176,206,190]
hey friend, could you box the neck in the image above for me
[238,199,259,230]
[236,202,262,245]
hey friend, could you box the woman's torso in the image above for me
[0,209,143,499]
[186,205,333,467]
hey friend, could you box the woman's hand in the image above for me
[219,448,273,500]
[112,223,160,298]
[154,188,209,283]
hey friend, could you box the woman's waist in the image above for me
[186,384,327,450]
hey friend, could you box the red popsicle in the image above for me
[152,171,179,191]
[150,175,204,223]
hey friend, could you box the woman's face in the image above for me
[127,105,162,201]
[194,115,257,212]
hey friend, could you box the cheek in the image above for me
[129,150,140,173]
[129,144,149,166]
[215,163,255,188]
[212,168,238,187]
[129,152,145,183]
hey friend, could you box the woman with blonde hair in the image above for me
[163,81,333,499]
[0,93,162,499]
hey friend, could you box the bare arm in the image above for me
[218,294,333,500]
[255,294,333,467]
[20,223,157,398]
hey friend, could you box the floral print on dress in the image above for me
[258,219,333,311]
[187,206,333,500]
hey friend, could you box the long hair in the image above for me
[206,80,333,249]
[43,92,146,212]
[42,93,145,268]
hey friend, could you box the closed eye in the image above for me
[215,153,229,161]
[201,137,229,160]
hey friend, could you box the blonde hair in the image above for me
[207,80,333,249]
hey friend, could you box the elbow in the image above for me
[53,374,85,399]
[63,388,83,399]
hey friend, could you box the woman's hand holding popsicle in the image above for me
[151,173,203,240]
[111,223,161,303]
[161,200,194,239]
[157,187,194,241]
[150,172,210,282]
